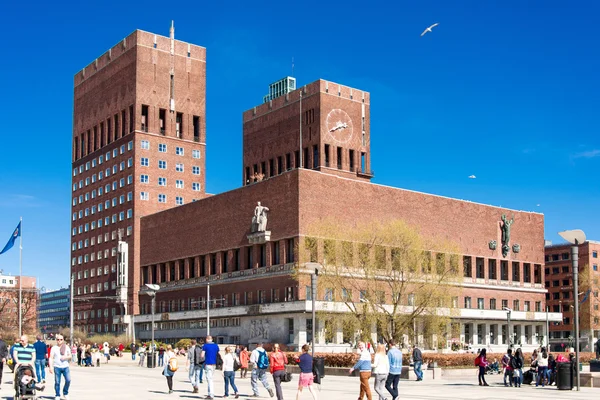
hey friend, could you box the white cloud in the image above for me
[573,149,600,159]
[468,175,476,179]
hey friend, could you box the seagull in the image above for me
[468,175,476,179]
[421,23,439,37]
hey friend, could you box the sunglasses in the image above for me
[57,339,64,341]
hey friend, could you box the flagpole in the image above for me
[18,216,22,337]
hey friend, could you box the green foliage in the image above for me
[175,339,192,349]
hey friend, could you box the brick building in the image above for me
[0,274,37,335]
[545,240,600,351]
[70,25,207,336]
[132,78,561,351]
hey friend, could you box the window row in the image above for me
[140,105,201,142]
[140,140,201,159]
[72,178,133,207]
[73,158,133,191]
[75,264,116,280]
[74,107,134,161]
[138,317,242,331]
[461,297,542,312]
[545,252,570,262]
[75,280,117,295]
[139,176,201,189]
[75,307,118,320]
[73,203,132,222]
[72,247,119,265]
[73,324,124,334]
[140,157,201,174]
[72,230,131,252]
[71,213,132,237]
[462,256,542,284]
[140,193,192,204]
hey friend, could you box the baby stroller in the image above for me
[485,361,501,375]
[14,363,39,400]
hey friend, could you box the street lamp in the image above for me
[305,262,322,359]
[145,283,160,368]
[558,229,586,392]
[503,307,512,347]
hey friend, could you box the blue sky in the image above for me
[0,0,598,289]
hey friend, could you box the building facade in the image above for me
[132,79,561,351]
[38,288,70,336]
[545,240,600,351]
[70,25,207,336]
[0,275,37,334]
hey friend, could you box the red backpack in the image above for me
[474,356,481,366]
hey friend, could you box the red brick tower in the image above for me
[242,79,372,185]
[70,24,206,335]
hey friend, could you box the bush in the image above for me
[175,339,192,350]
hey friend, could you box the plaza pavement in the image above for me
[1,356,598,400]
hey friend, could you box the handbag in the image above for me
[282,371,293,383]
[233,359,241,371]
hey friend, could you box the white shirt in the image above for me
[50,345,70,369]
[250,348,266,367]
[372,353,390,374]
[223,352,238,372]
[103,342,110,354]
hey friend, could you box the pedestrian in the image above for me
[536,347,549,387]
[250,342,275,397]
[163,344,176,394]
[235,345,241,358]
[511,348,524,387]
[48,334,72,400]
[0,335,8,387]
[371,344,389,400]
[138,343,147,367]
[158,346,165,367]
[475,348,489,386]
[294,344,318,400]
[10,336,21,364]
[70,343,77,364]
[14,335,35,364]
[131,342,137,360]
[502,348,513,386]
[118,343,124,357]
[33,334,47,383]
[239,346,250,378]
[187,339,203,393]
[76,344,82,367]
[103,341,110,363]
[547,353,557,385]
[223,346,240,398]
[412,345,423,381]
[348,341,372,400]
[269,343,288,400]
[201,335,220,400]
[385,340,402,400]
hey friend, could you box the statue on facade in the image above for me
[500,214,515,258]
[251,202,270,233]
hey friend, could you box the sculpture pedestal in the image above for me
[247,231,271,244]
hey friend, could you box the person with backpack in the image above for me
[511,348,524,387]
[187,339,203,393]
[501,348,513,387]
[269,343,288,400]
[536,347,549,387]
[474,348,489,386]
[250,342,275,398]
[201,335,220,400]
[163,344,177,394]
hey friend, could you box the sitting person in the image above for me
[20,369,45,392]
[489,358,500,373]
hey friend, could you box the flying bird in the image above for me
[468,175,476,179]
[421,23,439,37]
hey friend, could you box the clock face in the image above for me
[325,109,353,144]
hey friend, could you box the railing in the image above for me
[357,169,375,177]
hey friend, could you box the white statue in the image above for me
[251,202,270,232]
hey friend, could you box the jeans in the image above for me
[132,352,136,360]
[251,368,271,395]
[189,364,203,387]
[504,368,513,386]
[273,370,285,400]
[158,354,164,367]
[536,366,548,386]
[138,353,145,366]
[205,364,216,397]
[513,368,522,387]
[373,373,388,400]
[478,366,487,385]
[224,371,239,396]
[414,361,423,380]
[54,367,71,397]
[359,371,373,400]
[385,373,400,399]
[35,359,46,381]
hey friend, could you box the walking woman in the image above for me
[239,346,250,378]
[223,346,240,398]
[269,343,288,400]
[349,342,373,400]
[294,344,318,400]
[163,344,176,394]
[512,348,524,387]
[475,348,489,386]
[371,344,389,400]
[536,347,549,387]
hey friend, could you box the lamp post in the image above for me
[145,283,160,368]
[207,282,210,336]
[503,307,513,347]
[306,262,322,359]
[558,229,586,392]
[546,306,549,348]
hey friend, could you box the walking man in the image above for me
[49,334,71,400]
[201,335,220,400]
[385,340,402,400]
[0,335,8,387]
[138,343,146,366]
[14,335,35,364]
[412,345,423,381]
[187,339,204,393]
[34,335,47,383]
[250,342,274,398]
[130,342,137,361]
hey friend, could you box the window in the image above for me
[464,297,472,309]
[192,182,200,191]
[513,300,520,311]
[490,298,496,310]
[562,266,569,273]
[176,163,184,172]
[158,177,166,186]
[592,251,597,258]
[463,256,472,278]
[159,160,167,169]
[594,264,598,271]
[477,298,484,309]
[176,147,184,156]
[176,180,184,189]
[140,174,149,184]
[128,141,133,150]
[141,192,149,201]
[158,194,166,203]
[192,166,200,175]
[176,196,183,205]
[192,150,200,159]
[159,143,167,152]
[502,299,508,309]
[127,209,132,218]
[141,157,149,167]
[535,301,542,312]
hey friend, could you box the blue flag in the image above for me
[0,222,21,255]
[580,289,592,304]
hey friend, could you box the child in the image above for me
[20,369,45,393]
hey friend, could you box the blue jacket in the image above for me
[387,347,403,375]
[33,340,47,360]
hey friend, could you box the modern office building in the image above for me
[70,24,207,336]
[0,274,37,334]
[38,287,70,336]
[545,240,600,351]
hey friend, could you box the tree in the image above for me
[303,219,462,347]
[0,288,38,335]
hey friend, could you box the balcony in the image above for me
[357,169,375,178]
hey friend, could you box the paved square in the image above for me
[1,357,598,399]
